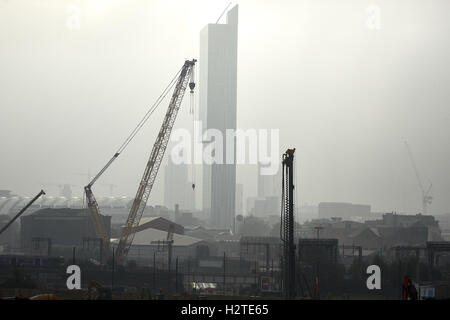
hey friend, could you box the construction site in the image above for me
[1,1,450,302]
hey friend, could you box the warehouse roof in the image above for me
[132,216,184,235]
[138,217,160,225]
[112,227,203,247]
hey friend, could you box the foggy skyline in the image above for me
[1,0,450,215]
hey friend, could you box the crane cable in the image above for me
[116,66,183,154]
[87,65,184,187]
[190,66,197,196]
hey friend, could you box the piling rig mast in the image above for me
[280,148,296,299]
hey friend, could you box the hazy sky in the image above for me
[1,0,449,215]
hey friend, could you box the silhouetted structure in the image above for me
[200,5,238,231]
[281,148,296,299]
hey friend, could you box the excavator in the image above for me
[83,59,196,265]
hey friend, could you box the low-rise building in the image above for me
[112,227,205,264]
[20,208,111,253]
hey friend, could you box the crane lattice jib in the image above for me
[116,60,196,265]
[85,185,110,260]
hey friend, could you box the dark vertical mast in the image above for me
[281,148,296,299]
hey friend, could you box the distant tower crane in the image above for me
[405,141,433,214]
[280,148,296,299]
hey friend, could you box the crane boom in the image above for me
[0,190,45,236]
[85,185,110,261]
[115,59,196,265]
[84,153,120,262]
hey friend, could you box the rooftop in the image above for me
[112,227,203,247]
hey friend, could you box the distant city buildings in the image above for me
[303,212,443,249]
[366,212,442,241]
[298,204,318,223]
[163,160,194,212]
[257,162,281,200]
[246,163,282,218]
[437,214,450,241]
[200,5,238,231]
[0,187,447,269]
[318,202,371,220]
[254,196,279,218]
[235,183,243,216]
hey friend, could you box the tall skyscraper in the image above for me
[257,162,282,199]
[200,5,238,230]
[253,162,282,218]
[164,160,194,211]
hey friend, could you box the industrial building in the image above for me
[298,238,339,265]
[112,228,205,264]
[185,226,234,242]
[0,214,19,251]
[20,208,111,254]
[175,212,200,228]
[200,5,238,231]
[134,216,184,235]
[366,212,442,241]
[0,193,131,224]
